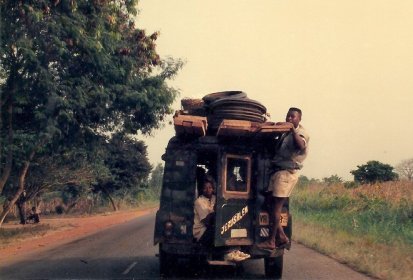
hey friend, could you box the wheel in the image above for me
[264,255,283,279]
[159,245,175,277]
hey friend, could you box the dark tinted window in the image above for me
[225,156,250,193]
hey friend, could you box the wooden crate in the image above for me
[255,122,292,138]
[216,119,257,137]
[174,115,207,137]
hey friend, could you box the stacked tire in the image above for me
[202,91,267,134]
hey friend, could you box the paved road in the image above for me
[1,212,373,279]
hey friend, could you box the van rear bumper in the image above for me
[160,242,284,259]
[160,242,209,256]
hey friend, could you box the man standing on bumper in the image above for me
[259,107,309,250]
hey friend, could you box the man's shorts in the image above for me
[268,170,299,197]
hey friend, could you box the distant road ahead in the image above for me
[1,212,373,279]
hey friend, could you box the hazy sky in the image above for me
[137,0,413,180]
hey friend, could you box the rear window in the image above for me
[224,154,251,196]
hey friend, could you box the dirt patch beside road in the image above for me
[0,206,157,264]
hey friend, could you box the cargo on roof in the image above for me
[174,91,291,138]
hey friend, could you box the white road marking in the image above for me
[122,261,137,275]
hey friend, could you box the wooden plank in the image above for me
[216,119,256,137]
[255,122,292,138]
[174,114,207,125]
[173,115,207,137]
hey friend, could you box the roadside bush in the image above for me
[344,181,359,189]
[291,182,413,244]
[290,180,413,280]
[55,205,64,215]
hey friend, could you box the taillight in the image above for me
[164,221,174,237]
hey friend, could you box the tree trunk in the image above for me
[65,200,78,214]
[88,198,93,214]
[0,149,36,227]
[0,101,13,194]
[16,200,27,225]
[101,186,118,211]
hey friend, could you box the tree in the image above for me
[322,174,343,186]
[395,158,413,181]
[94,133,152,211]
[297,175,320,187]
[350,160,398,184]
[0,0,182,226]
[149,163,164,196]
[1,146,102,222]
[60,183,91,214]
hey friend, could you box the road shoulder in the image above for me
[0,207,157,265]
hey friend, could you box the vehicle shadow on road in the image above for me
[1,255,266,279]
[160,258,266,279]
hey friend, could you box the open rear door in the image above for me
[215,153,254,246]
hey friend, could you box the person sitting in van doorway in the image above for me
[193,176,216,247]
[258,107,309,250]
[193,176,251,262]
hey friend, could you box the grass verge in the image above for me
[0,224,55,248]
[290,181,413,280]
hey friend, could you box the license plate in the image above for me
[259,212,269,226]
[231,228,247,238]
